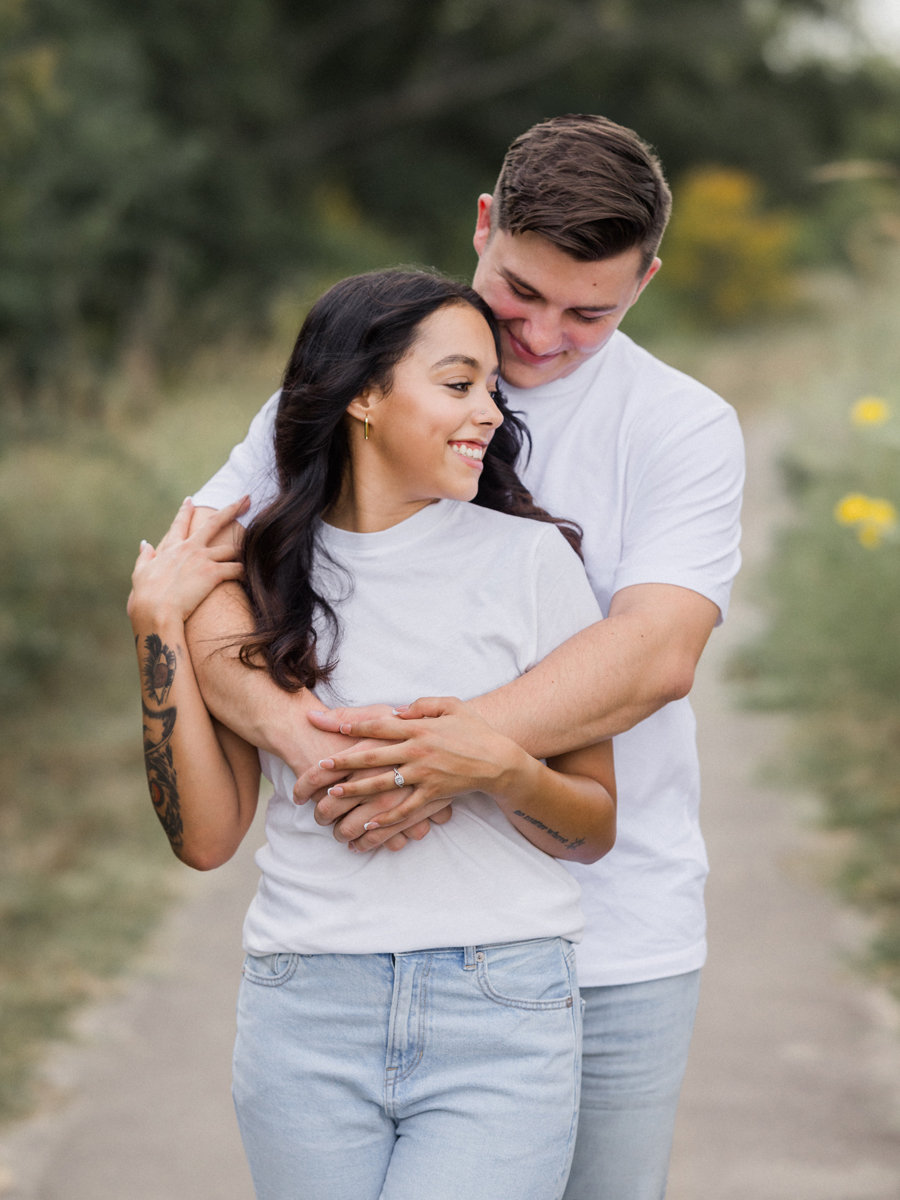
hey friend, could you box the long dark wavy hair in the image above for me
[241,269,582,692]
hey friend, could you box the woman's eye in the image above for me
[447,381,472,392]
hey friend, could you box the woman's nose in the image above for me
[476,389,503,425]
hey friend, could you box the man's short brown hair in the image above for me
[493,114,672,273]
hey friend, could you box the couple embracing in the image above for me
[129,114,744,1200]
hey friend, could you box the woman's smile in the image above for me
[449,439,486,465]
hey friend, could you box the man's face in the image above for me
[471,194,661,390]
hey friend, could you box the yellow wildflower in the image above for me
[835,493,873,525]
[834,492,898,548]
[851,396,890,426]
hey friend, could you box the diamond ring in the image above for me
[393,768,405,788]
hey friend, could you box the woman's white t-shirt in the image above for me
[243,498,603,956]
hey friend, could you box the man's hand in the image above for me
[300,697,521,849]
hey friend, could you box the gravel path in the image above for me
[2,412,900,1198]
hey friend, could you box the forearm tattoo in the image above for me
[513,809,585,853]
[140,634,182,849]
[142,632,176,706]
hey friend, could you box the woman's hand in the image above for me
[128,496,249,628]
[300,697,527,847]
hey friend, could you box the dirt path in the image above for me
[2,413,900,1199]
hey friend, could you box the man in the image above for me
[188,114,744,1199]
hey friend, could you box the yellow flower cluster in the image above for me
[834,493,898,548]
[851,396,891,426]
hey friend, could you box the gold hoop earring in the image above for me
[364,416,369,440]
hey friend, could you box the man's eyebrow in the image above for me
[432,354,479,369]
[502,267,619,314]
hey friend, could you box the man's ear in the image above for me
[631,257,662,306]
[473,194,493,258]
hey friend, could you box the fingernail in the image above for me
[339,723,352,735]
[363,821,379,831]
[140,539,150,550]
[318,759,334,769]
[348,843,358,853]
[392,705,409,713]
[309,711,325,717]
[183,496,193,505]
[327,786,343,797]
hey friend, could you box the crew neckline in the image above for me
[318,498,457,553]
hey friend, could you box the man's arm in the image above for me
[299,582,718,843]
[470,582,719,758]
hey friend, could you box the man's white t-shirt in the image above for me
[192,329,745,985]
[240,500,602,955]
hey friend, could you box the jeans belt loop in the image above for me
[463,945,477,970]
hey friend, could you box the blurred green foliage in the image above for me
[733,269,900,985]
[1,0,900,412]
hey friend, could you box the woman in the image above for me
[129,270,615,1200]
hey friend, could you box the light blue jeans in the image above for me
[563,969,702,1200]
[233,938,582,1200]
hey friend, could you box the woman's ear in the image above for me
[345,388,378,427]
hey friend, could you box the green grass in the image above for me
[730,259,900,986]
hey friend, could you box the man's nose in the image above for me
[521,313,564,356]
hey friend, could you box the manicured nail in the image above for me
[392,705,409,713]
[318,759,334,770]
[363,821,379,831]
[309,711,325,717]
[339,723,352,735]
[183,496,193,505]
[140,539,150,551]
[348,843,357,852]
[327,786,344,797]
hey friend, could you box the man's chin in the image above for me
[501,355,566,390]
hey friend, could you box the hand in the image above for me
[128,496,249,627]
[304,696,522,834]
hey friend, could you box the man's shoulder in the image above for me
[604,332,734,420]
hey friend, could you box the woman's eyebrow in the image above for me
[432,354,479,369]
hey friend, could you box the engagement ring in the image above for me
[393,768,405,788]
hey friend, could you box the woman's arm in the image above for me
[497,739,616,865]
[130,498,261,871]
[320,698,615,865]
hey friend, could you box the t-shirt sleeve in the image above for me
[613,398,744,624]
[528,525,604,669]
[191,391,281,527]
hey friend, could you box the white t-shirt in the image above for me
[239,500,603,955]
[192,329,744,984]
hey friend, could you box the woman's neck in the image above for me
[324,475,438,533]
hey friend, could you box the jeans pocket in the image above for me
[476,938,575,1011]
[241,952,299,987]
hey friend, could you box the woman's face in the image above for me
[354,302,504,506]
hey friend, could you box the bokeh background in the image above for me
[3,0,900,1160]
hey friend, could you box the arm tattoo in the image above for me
[143,632,176,706]
[141,634,182,850]
[513,809,586,853]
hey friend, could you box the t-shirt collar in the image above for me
[318,498,456,554]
